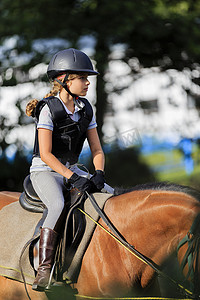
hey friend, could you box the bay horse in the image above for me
[0,182,200,300]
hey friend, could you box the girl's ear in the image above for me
[67,80,72,88]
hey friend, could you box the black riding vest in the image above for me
[33,96,93,164]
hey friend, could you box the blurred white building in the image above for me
[1,61,200,153]
[104,63,200,145]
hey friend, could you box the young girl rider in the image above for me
[26,48,114,291]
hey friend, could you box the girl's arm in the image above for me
[38,128,73,179]
[38,128,93,192]
[86,128,105,171]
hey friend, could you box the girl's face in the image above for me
[68,75,90,96]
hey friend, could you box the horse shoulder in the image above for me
[76,193,145,296]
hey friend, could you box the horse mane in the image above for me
[114,181,200,202]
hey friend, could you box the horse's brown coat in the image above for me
[0,189,200,299]
[0,276,47,300]
[0,192,20,210]
[76,190,200,297]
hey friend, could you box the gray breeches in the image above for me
[30,171,67,230]
[30,166,114,230]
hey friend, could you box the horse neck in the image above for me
[105,190,200,268]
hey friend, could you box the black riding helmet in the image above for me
[47,48,99,80]
[47,48,99,102]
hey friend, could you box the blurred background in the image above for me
[1,0,200,192]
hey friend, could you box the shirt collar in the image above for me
[57,94,85,115]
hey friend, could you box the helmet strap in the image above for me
[54,77,82,109]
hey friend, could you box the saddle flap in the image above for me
[19,175,46,213]
[23,175,41,201]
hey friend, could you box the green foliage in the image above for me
[122,1,200,70]
[104,146,156,188]
[1,0,200,70]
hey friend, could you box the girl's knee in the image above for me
[53,202,65,215]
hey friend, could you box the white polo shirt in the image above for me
[30,96,97,172]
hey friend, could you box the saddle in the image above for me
[19,175,46,213]
[19,175,86,281]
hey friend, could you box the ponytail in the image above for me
[25,73,79,117]
[25,80,62,117]
[26,99,39,117]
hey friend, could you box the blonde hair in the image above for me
[25,73,81,117]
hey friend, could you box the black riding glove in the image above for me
[90,170,105,192]
[68,173,92,193]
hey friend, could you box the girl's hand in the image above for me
[68,173,92,193]
[90,170,105,191]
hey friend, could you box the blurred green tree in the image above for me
[1,0,200,138]
[1,0,200,190]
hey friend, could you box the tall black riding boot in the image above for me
[32,227,59,291]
